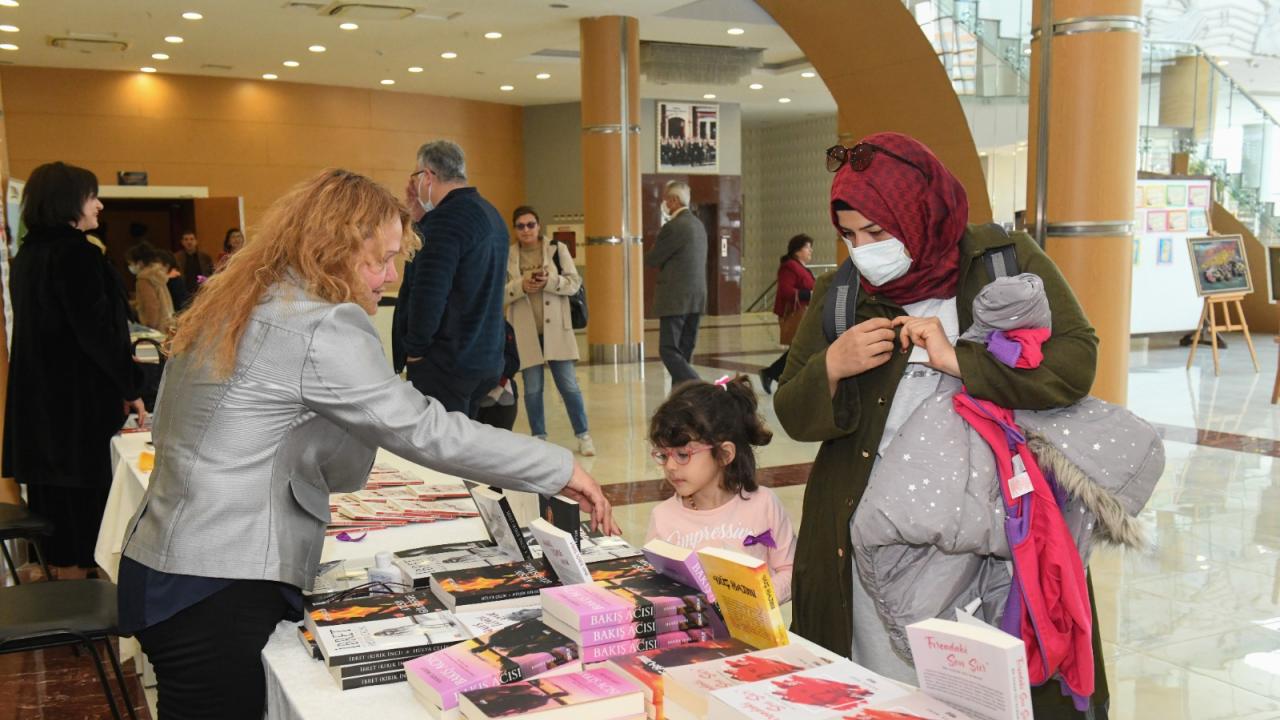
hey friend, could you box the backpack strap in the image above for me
[822,258,860,344]
[549,239,564,274]
[977,223,1018,282]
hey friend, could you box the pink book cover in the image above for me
[553,612,710,647]
[541,584,694,628]
[708,660,910,719]
[403,618,579,710]
[578,628,716,664]
[460,667,641,718]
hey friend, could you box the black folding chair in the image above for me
[0,502,53,584]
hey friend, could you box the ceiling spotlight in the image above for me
[182,11,203,20]
[0,24,18,32]
[1219,59,1230,66]
[778,97,792,103]
[535,72,551,80]
[339,22,358,30]
[380,79,395,85]
[499,84,514,91]
[262,73,278,80]
[408,66,424,73]
[165,35,183,43]
[703,93,717,99]
[801,71,816,78]
[308,44,326,52]
[440,51,457,59]
[749,83,763,90]
[727,27,745,36]
[0,43,16,51]
[283,60,299,67]
[0,1,19,7]
[140,66,157,73]
[152,52,170,60]
[485,32,503,39]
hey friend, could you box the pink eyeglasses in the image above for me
[650,444,713,466]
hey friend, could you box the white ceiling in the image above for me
[0,0,836,121]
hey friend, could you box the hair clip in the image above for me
[713,374,732,389]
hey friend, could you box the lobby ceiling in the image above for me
[0,0,837,121]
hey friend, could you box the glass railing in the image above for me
[1139,42,1280,244]
[906,0,1030,99]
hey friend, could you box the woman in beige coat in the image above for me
[504,205,594,456]
[126,242,175,333]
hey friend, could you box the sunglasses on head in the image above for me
[825,142,927,177]
[514,221,538,230]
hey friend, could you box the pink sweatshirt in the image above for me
[644,486,797,603]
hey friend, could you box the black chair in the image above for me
[0,579,139,720]
[0,502,53,584]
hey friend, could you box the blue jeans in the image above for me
[522,360,589,437]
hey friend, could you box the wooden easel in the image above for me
[1185,293,1260,376]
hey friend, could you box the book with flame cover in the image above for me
[662,644,832,719]
[458,666,644,720]
[430,560,559,612]
[606,638,755,720]
[706,660,910,720]
[404,618,581,711]
[304,589,468,670]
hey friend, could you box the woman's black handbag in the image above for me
[133,337,166,411]
[551,241,588,330]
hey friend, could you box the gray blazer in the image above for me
[645,208,707,317]
[121,278,572,590]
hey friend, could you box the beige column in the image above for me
[1026,0,1142,404]
[580,16,643,364]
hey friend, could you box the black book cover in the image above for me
[431,560,557,606]
[538,494,582,549]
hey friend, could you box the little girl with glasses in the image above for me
[644,375,798,603]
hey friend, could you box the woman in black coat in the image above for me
[2,161,146,578]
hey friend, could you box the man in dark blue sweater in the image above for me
[398,140,509,417]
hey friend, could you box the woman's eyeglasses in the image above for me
[650,444,713,466]
[514,222,538,230]
[825,142,926,177]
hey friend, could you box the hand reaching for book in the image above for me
[562,461,621,536]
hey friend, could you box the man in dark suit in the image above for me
[174,230,213,295]
[645,180,707,385]
[395,140,509,418]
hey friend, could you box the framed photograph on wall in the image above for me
[1186,234,1253,296]
[657,101,718,173]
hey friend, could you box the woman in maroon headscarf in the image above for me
[773,133,1105,719]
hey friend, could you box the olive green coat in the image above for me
[774,224,1108,717]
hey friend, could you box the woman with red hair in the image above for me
[773,133,1105,718]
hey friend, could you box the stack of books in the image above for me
[661,645,832,720]
[430,560,559,613]
[457,666,646,720]
[302,589,468,690]
[607,638,755,720]
[404,617,582,719]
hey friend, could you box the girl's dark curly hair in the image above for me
[648,375,773,496]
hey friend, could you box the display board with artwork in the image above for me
[1130,177,1214,333]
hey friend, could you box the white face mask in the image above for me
[659,202,673,224]
[848,236,912,286]
[416,175,434,214]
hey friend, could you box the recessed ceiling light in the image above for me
[535,72,551,80]
[165,35,183,43]
[140,66,157,73]
[703,93,716,99]
[0,1,19,7]
[282,60,299,67]
[484,31,503,39]
[801,71,816,78]
[727,27,745,35]
[440,51,457,59]
[408,66,424,73]
[749,83,763,90]
[0,43,16,51]
[1219,59,1230,66]
[262,73,278,80]
[380,79,395,85]
[339,22,358,30]
[499,84,514,91]
[182,11,203,20]
[778,97,791,103]
[0,24,19,32]
[152,52,170,60]
[308,44,326,52]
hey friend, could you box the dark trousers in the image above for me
[24,484,110,567]
[406,358,492,419]
[137,580,292,720]
[762,350,789,380]
[658,313,702,385]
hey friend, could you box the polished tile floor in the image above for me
[5,313,1279,719]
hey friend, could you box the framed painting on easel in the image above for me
[1187,235,1253,297]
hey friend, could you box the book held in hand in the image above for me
[662,644,832,720]
[706,660,910,720]
[905,618,1031,720]
[695,547,788,650]
[404,618,581,712]
[458,666,644,720]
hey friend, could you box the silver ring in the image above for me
[1045,221,1134,237]
[582,124,642,134]
[1031,15,1142,38]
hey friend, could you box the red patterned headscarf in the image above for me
[829,132,969,305]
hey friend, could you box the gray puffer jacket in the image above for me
[850,275,1164,660]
